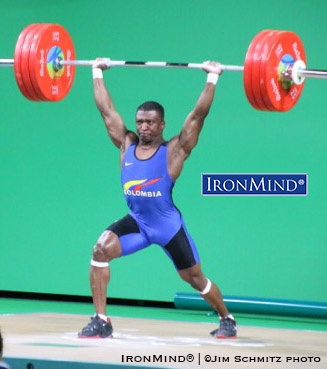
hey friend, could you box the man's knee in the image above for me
[178,266,207,290]
[92,230,120,261]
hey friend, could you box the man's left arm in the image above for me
[178,61,222,156]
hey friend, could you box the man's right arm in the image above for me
[93,77,127,148]
[92,61,137,150]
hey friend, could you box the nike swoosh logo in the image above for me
[125,162,134,166]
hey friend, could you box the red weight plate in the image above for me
[21,24,48,101]
[243,30,271,110]
[258,31,284,111]
[14,24,44,100]
[253,31,283,111]
[28,24,76,102]
[14,24,36,99]
[251,31,271,110]
[261,31,306,112]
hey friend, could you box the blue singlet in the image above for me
[108,142,200,270]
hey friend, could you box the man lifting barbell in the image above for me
[77,59,237,339]
[3,22,326,339]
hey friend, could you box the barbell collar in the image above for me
[298,69,327,79]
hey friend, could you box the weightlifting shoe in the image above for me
[210,317,237,339]
[78,314,113,338]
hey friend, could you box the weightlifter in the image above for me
[78,59,237,339]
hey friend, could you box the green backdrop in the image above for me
[1,0,326,305]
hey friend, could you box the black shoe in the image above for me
[210,317,237,338]
[78,315,113,338]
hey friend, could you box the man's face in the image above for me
[136,110,165,143]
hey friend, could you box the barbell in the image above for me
[0,23,326,111]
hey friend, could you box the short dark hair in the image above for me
[136,101,165,120]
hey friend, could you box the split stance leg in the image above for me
[178,264,237,338]
[90,230,121,316]
[78,230,121,338]
[79,215,149,338]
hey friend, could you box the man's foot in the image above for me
[210,317,237,339]
[78,315,113,338]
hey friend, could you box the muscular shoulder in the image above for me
[167,135,190,181]
[122,131,138,151]
[119,131,138,163]
[167,135,189,160]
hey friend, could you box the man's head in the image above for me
[136,101,165,120]
[135,101,165,143]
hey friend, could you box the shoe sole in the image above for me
[215,334,237,339]
[78,334,113,339]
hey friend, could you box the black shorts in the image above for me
[107,214,200,270]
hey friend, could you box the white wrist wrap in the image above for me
[92,68,103,79]
[200,279,212,295]
[207,73,219,85]
[91,259,109,267]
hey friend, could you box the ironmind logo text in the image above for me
[201,174,308,196]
